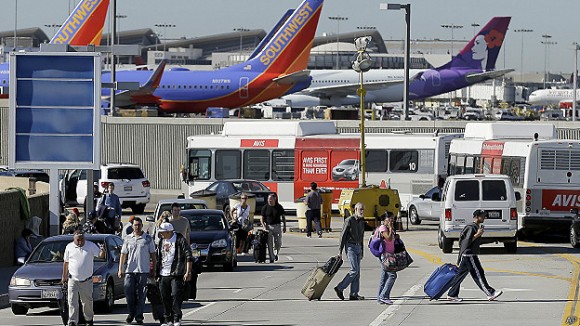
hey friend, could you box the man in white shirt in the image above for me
[61,231,105,326]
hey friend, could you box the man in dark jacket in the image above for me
[156,223,193,326]
[304,182,323,238]
[446,209,503,302]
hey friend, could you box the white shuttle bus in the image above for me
[183,121,461,212]
[448,122,580,233]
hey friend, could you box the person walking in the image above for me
[121,216,136,240]
[376,216,397,305]
[446,209,503,302]
[82,211,108,234]
[304,182,323,238]
[156,223,193,326]
[334,202,366,301]
[118,217,156,325]
[230,193,252,255]
[61,231,105,326]
[96,183,122,233]
[169,203,191,245]
[260,194,286,263]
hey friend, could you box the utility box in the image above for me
[338,186,401,229]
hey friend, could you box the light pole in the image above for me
[155,23,176,52]
[541,34,556,88]
[233,27,250,60]
[471,23,480,36]
[514,28,533,83]
[573,42,579,122]
[382,3,411,120]
[356,26,376,38]
[44,24,62,38]
[13,0,17,50]
[116,14,127,45]
[441,24,463,56]
[352,36,373,187]
[328,16,348,69]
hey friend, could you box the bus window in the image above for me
[272,150,294,181]
[243,150,270,181]
[366,150,387,172]
[188,150,211,180]
[482,157,492,174]
[389,150,418,172]
[215,150,241,179]
[454,180,479,201]
[464,156,475,174]
[448,155,457,176]
[454,156,465,175]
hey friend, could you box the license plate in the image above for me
[539,209,551,216]
[486,210,502,219]
[124,186,132,192]
[41,289,59,299]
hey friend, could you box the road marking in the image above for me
[286,256,294,261]
[369,283,424,326]
[559,254,580,325]
[233,289,244,293]
[183,301,216,318]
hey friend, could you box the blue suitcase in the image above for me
[424,263,459,300]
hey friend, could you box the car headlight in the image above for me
[211,239,227,248]
[92,275,105,284]
[10,277,31,287]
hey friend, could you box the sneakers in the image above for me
[86,321,93,326]
[487,290,503,301]
[379,298,393,305]
[161,324,168,326]
[334,286,344,300]
[274,255,279,261]
[68,322,77,326]
[135,319,144,325]
[446,295,463,302]
[349,294,365,300]
[174,322,181,326]
[126,315,134,323]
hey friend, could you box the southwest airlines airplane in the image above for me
[278,17,512,108]
[100,0,324,113]
[528,88,580,107]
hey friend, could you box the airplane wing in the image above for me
[111,60,167,106]
[272,70,311,85]
[465,69,514,84]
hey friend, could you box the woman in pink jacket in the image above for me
[376,216,397,304]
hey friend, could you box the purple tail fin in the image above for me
[439,17,511,71]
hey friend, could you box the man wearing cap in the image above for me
[304,182,323,238]
[82,211,107,234]
[446,209,503,302]
[156,222,193,326]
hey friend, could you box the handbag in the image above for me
[241,218,253,232]
[381,236,413,272]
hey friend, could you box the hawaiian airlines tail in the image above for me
[440,16,510,72]
[50,0,110,45]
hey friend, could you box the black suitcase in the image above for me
[321,255,343,276]
[58,283,86,326]
[253,229,269,263]
[146,280,164,321]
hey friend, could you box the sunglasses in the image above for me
[241,197,248,199]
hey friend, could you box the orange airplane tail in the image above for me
[50,0,110,46]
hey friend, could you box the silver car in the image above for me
[407,186,442,225]
[332,159,359,181]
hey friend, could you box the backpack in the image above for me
[368,234,385,258]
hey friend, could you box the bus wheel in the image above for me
[409,206,421,225]
[570,226,580,248]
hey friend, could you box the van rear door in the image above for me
[480,179,512,229]
[451,179,480,228]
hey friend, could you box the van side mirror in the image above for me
[419,194,426,200]
[431,192,441,202]
[515,192,521,201]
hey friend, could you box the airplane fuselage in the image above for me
[528,89,580,107]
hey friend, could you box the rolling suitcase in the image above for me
[424,263,459,300]
[253,229,268,263]
[146,280,164,321]
[301,256,343,301]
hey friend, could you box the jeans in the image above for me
[124,273,148,320]
[159,276,185,323]
[337,243,362,296]
[305,209,322,237]
[377,262,397,301]
[267,224,282,262]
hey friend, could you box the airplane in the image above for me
[101,0,324,113]
[275,16,513,108]
[528,88,580,107]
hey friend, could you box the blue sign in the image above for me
[8,52,101,169]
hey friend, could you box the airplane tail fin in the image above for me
[248,9,295,60]
[50,0,110,45]
[438,16,510,71]
[244,0,323,75]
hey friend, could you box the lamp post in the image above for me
[440,24,463,56]
[44,24,62,38]
[514,28,533,83]
[573,42,579,122]
[471,23,480,36]
[381,3,411,121]
[13,0,17,50]
[541,34,556,88]
[233,27,250,60]
[328,16,348,69]
[116,14,127,45]
[356,26,376,38]
[155,23,176,52]
[352,36,373,187]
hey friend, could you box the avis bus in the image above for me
[448,122,580,233]
[182,121,461,212]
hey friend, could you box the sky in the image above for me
[2,0,580,76]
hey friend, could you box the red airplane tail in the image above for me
[50,0,110,46]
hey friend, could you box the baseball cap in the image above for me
[473,209,488,217]
[87,211,97,220]
[157,222,174,233]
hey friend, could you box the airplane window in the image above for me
[194,85,197,89]
[183,85,186,88]
[221,86,224,89]
[178,85,181,89]
[210,86,213,89]
[205,86,208,89]
[227,86,230,89]
[172,85,176,89]
[189,85,192,89]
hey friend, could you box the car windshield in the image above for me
[185,214,226,231]
[340,160,357,166]
[28,239,106,263]
[107,167,144,179]
[231,181,268,192]
[156,203,207,218]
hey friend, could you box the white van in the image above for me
[438,174,521,254]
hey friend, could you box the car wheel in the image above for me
[440,231,453,253]
[11,304,28,315]
[504,239,518,253]
[571,226,580,248]
[409,206,421,225]
[132,204,146,214]
[97,281,114,313]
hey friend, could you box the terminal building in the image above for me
[0,27,569,107]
